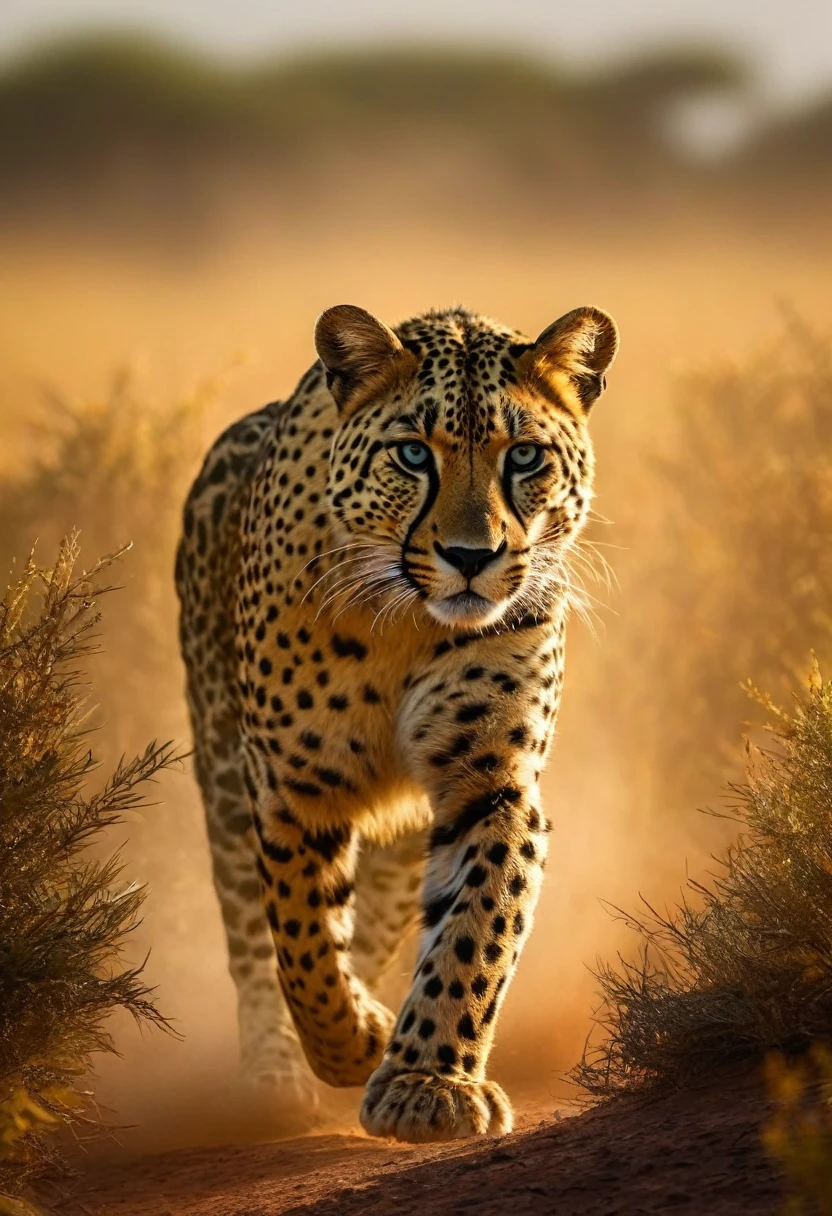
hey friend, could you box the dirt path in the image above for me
[61,1073,779,1216]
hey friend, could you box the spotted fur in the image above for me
[176,303,618,1142]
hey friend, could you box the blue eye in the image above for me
[508,443,545,473]
[397,442,431,471]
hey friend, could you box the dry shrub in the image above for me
[611,316,832,821]
[0,537,178,1209]
[574,664,832,1097]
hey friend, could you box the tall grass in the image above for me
[0,537,178,1210]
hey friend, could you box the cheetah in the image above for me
[175,303,618,1142]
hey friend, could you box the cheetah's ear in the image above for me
[315,305,409,411]
[525,307,619,412]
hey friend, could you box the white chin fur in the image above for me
[426,596,508,630]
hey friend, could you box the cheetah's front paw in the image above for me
[360,1066,513,1143]
[308,996,396,1088]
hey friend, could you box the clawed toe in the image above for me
[360,1066,513,1143]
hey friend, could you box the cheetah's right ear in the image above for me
[315,305,411,412]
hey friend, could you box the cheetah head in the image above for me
[315,304,618,631]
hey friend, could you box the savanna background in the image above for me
[2,0,832,1179]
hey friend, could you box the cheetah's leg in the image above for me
[360,628,558,1142]
[195,739,317,1104]
[252,797,397,1087]
[359,784,546,1141]
[352,828,427,990]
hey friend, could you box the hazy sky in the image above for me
[2,0,831,109]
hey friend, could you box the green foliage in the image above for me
[0,536,177,1205]
[575,664,832,1097]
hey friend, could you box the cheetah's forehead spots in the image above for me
[392,308,537,449]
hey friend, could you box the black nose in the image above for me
[434,542,505,580]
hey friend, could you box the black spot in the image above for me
[363,684,381,704]
[332,634,367,661]
[284,919,301,938]
[424,976,444,998]
[456,702,489,724]
[431,786,522,849]
[300,730,322,750]
[329,695,349,711]
[284,778,321,797]
[404,1046,419,1065]
[462,1052,477,1072]
[486,841,509,866]
[418,1019,436,1039]
[448,979,465,999]
[315,767,344,787]
[472,974,489,997]
[326,880,354,907]
[303,826,349,861]
[457,1013,477,1040]
[465,865,487,888]
[424,892,455,928]
[509,874,527,896]
[401,1010,416,1034]
[299,952,314,972]
[485,942,503,962]
[454,936,475,964]
[520,840,536,860]
[437,1044,457,1066]
[257,837,294,866]
[513,912,525,934]
[297,689,314,709]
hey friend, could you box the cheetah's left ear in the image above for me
[524,306,619,412]
[315,304,410,412]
